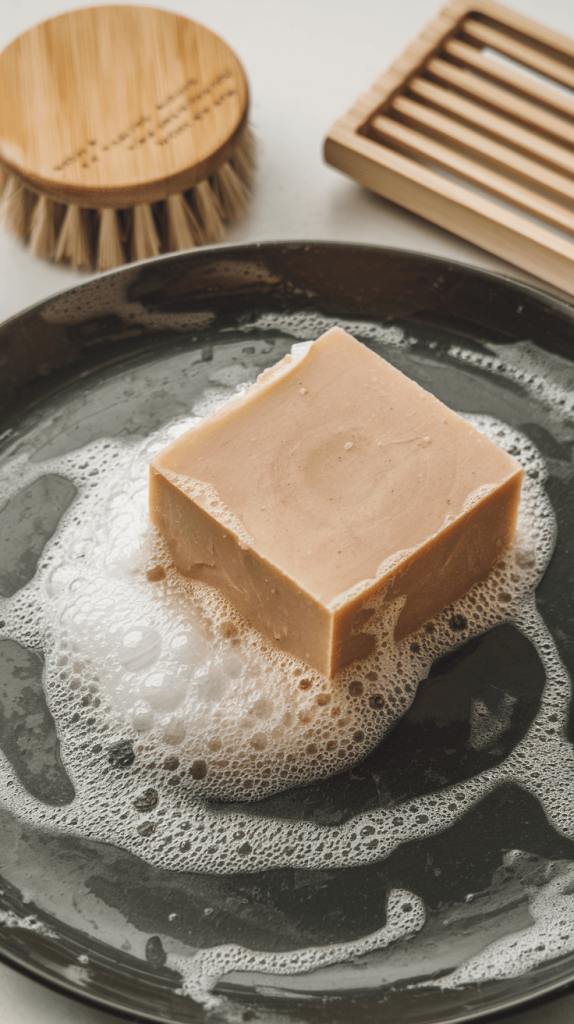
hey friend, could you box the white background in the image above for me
[2,1,574,1021]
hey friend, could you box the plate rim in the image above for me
[1,238,574,335]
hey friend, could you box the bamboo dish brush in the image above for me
[0,5,255,271]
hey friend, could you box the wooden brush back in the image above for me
[0,6,249,208]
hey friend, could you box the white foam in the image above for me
[0,910,58,939]
[427,851,574,989]
[40,266,214,333]
[448,338,574,426]
[241,312,412,349]
[468,692,517,752]
[0,346,571,999]
[169,887,424,1009]
[0,408,553,817]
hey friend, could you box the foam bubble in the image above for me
[169,887,425,1009]
[0,344,572,999]
[241,312,412,349]
[0,910,58,939]
[0,408,553,816]
[448,338,574,426]
[425,851,574,989]
[40,267,215,333]
[468,692,516,752]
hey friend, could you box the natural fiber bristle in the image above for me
[165,193,202,251]
[131,203,161,262]
[212,161,251,221]
[0,122,254,270]
[55,204,92,269]
[230,125,256,185]
[191,179,225,244]
[97,208,126,272]
[1,174,34,239]
[29,195,59,259]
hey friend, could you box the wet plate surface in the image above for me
[0,242,574,1023]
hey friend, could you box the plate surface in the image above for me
[1,242,574,1023]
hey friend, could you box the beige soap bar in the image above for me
[149,328,523,678]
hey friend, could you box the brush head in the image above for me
[0,5,249,208]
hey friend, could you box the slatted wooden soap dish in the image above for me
[0,6,254,271]
[325,0,574,299]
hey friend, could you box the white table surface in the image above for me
[1,0,574,1021]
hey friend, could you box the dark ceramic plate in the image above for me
[1,242,574,1024]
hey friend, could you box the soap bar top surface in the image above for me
[152,328,521,606]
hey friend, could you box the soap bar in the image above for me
[149,328,523,677]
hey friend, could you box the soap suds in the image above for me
[241,313,412,350]
[0,332,572,1002]
[169,887,424,1009]
[0,407,556,823]
[424,851,574,989]
[41,266,215,334]
[468,692,517,752]
[0,910,58,939]
[0,397,560,869]
[449,339,574,425]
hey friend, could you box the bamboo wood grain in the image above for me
[408,77,574,175]
[444,39,574,121]
[0,6,254,271]
[460,0,574,58]
[326,0,467,139]
[389,97,574,206]
[462,19,574,93]
[427,58,574,147]
[325,0,574,297]
[0,6,249,207]
[326,125,574,296]
[371,115,574,235]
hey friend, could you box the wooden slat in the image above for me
[371,113,574,235]
[462,19,574,92]
[326,122,574,298]
[325,0,574,299]
[330,0,471,136]
[445,38,574,120]
[470,0,574,59]
[389,97,574,206]
[409,77,574,175]
[427,57,574,147]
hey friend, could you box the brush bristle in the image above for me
[131,203,161,262]
[165,193,203,251]
[191,179,225,244]
[212,161,250,221]
[0,124,255,269]
[230,124,256,186]
[29,195,59,259]
[1,174,35,239]
[55,204,93,269]
[97,208,126,271]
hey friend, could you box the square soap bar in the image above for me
[149,328,523,678]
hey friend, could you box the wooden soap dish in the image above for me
[0,6,254,271]
[325,0,574,298]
